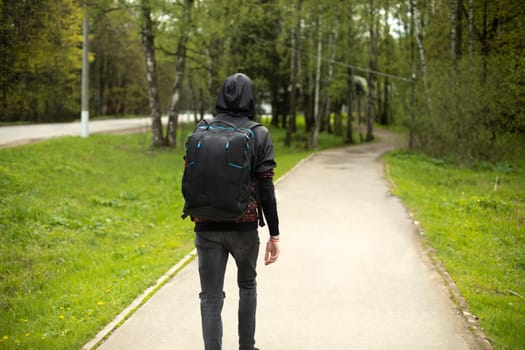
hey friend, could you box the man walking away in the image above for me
[182,73,280,350]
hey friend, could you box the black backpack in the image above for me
[181,117,264,224]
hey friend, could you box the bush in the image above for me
[411,56,525,163]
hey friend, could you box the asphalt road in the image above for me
[0,118,150,148]
[0,115,211,148]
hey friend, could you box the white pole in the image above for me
[81,0,89,138]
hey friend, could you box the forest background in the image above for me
[1,0,523,160]
[1,1,524,349]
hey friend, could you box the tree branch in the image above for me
[157,45,178,57]
[462,4,483,41]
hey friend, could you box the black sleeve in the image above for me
[257,175,279,236]
[253,126,279,236]
[254,126,277,174]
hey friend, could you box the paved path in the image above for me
[0,118,150,148]
[0,115,207,148]
[88,130,479,350]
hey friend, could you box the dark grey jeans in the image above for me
[195,230,259,350]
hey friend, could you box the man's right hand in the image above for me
[264,237,280,265]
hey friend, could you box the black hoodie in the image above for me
[195,73,280,236]
[215,73,256,119]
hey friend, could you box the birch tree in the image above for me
[409,0,416,149]
[450,0,457,76]
[412,0,431,112]
[285,0,302,147]
[378,0,392,126]
[320,0,343,134]
[455,0,463,59]
[140,0,164,146]
[165,0,193,148]
[468,0,474,60]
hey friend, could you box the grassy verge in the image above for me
[0,124,343,349]
[383,150,525,350]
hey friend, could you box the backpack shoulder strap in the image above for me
[193,119,209,132]
[241,120,261,130]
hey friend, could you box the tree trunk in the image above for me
[310,8,323,149]
[166,53,184,147]
[334,102,343,137]
[378,0,389,126]
[190,79,199,123]
[468,0,474,60]
[346,69,356,144]
[450,0,458,76]
[321,0,342,135]
[140,0,164,147]
[357,91,364,142]
[270,63,280,127]
[409,0,416,149]
[381,76,389,125]
[280,83,289,129]
[166,0,193,148]
[199,87,205,121]
[296,14,304,116]
[481,0,489,82]
[366,0,377,142]
[413,0,431,112]
[345,2,355,144]
[456,0,463,60]
[285,0,302,147]
[271,88,280,127]
[304,27,315,133]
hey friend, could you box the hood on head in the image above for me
[215,73,255,119]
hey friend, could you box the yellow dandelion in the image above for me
[67,307,72,311]
[58,314,65,319]
[106,289,111,293]
[23,319,28,323]
[25,332,30,337]
[59,306,65,310]
[97,301,104,306]
[1,335,8,341]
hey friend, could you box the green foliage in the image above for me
[407,0,525,162]
[384,150,525,349]
[90,3,148,116]
[177,0,286,117]
[2,0,523,159]
[411,55,525,162]
[0,0,83,122]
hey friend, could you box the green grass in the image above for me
[0,124,343,349]
[0,133,194,349]
[383,150,525,350]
